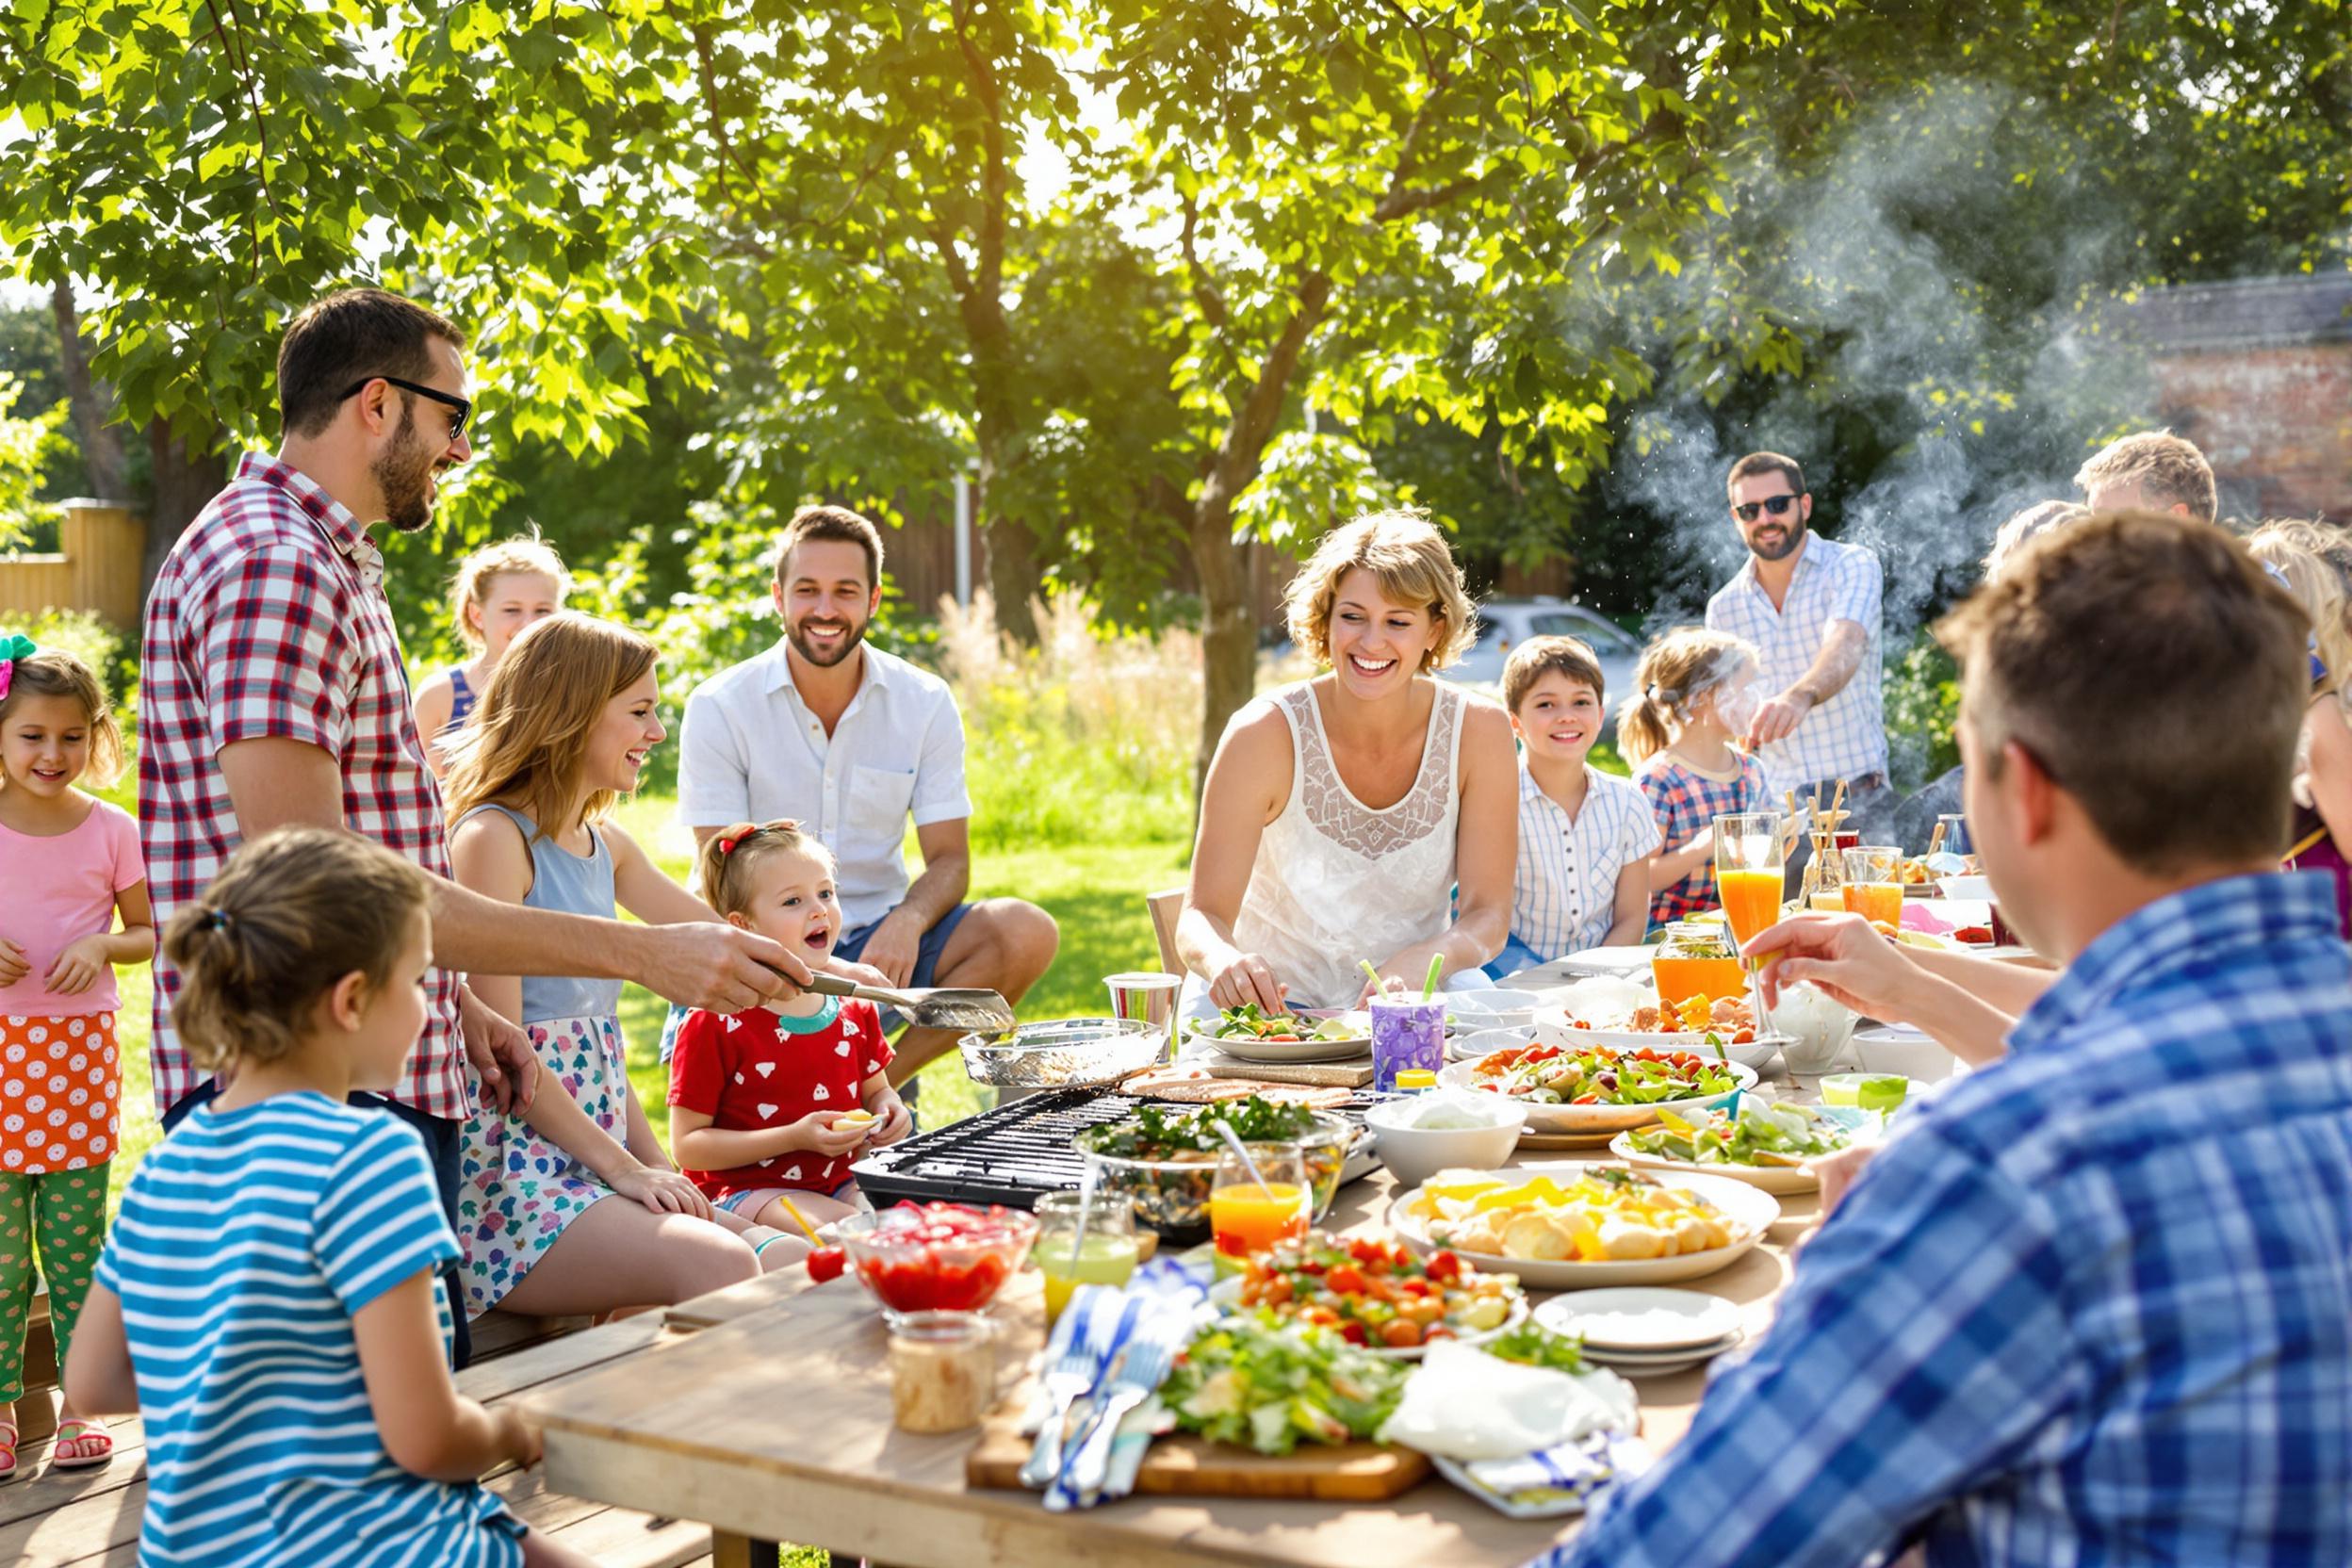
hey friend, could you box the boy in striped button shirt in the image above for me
[1486,637,1660,978]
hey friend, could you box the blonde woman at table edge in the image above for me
[1177,510,1518,1021]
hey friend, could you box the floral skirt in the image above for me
[455,1012,629,1319]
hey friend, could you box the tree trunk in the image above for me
[48,281,132,502]
[141,418,228,599]
[1189,501,1259,801]
[984,512,1042,645]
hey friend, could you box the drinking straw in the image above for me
[1420,954,1445,1002]
[1214,1120,1274,1198]
[1359,958,1387,995]
[774,1194,825,1247]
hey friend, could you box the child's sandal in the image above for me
[0,1420,18,1483]
[50,1418,113,1471]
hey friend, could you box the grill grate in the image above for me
[850,1087,1378,1211]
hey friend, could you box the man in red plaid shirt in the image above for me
[139,288,810,1364]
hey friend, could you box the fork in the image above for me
[1060,1330,1177,1501]
[1020,1292,1107,1489]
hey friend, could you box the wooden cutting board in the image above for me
[1200,1052,1376,1089]
[965,1405,1429,1499]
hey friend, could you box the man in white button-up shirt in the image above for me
[678,506,1060,1079]
[1705,452,1892,858]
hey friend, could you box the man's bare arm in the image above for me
[217,738,808,1010]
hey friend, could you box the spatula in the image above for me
[803,970,1016,1033]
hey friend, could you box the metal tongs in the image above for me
[802,970,1015,1032]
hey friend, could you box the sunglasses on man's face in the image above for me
[1734,494,1801,524]
[339,375,471,444]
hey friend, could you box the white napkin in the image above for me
[1377,1341,1640,1461]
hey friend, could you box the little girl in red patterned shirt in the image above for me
[668,821,913,1227]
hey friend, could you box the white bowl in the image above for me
[1364,1095,1528,1189]
[1452,1025,1538,1060]
[1850,1026,1962,1083]
[1766,983,1859,1075]
[1448,988,1543,1031]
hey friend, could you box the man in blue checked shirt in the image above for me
[1537,511,2352,1568]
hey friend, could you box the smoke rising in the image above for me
[1605,77,2146,658]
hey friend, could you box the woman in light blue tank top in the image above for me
[442,614,803,1322]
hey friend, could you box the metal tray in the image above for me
[851,1087,1382,1213]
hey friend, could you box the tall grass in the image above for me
[938,593,1203,849]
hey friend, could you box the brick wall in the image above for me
[2149,343,2352,524]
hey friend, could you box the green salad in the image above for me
[1166,1318,1410,1455]
[1480,1321,1589,1375]
[1079,1095,1323,1160]
[1197,1003,1361,1043]
[1623,1101,1855,1168]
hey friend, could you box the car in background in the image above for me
[1444,599,1644,726]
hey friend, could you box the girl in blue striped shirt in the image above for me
[62,829,596,1567]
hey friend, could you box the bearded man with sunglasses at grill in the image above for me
[1706,451,1891,863]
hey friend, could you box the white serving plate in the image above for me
[1387,1163,1778,1288]
[1606,1133,1821,1194]
[1206,1277,1529,1360]
[1534,1286,1744,1351]
[1184,1020,1369,1065]
[1437,1057,1756,1135]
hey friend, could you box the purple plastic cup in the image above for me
[1370,997,1447,1093]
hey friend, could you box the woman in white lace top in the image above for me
[1176,511,1519,1017]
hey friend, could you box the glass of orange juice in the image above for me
[1209,1146,1311,1278]
[1840,845,1904,927]
[1712,812,1786,954]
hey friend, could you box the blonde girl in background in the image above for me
[1619,628,1773,928]
[2247,523,2352,939]
[668,821,911,1228]
[0,638,150,1480]
[64,828,596,1566]
[443,613,802,1324]
[414,532,569,777]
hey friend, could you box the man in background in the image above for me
[1706,450,1892,851]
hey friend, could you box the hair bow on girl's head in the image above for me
[715,821,760,858]
[0,632,36,702]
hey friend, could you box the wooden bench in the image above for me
[6,1297,724,1568]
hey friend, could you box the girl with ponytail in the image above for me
[64,828,596,1566]
[1621,629,1773,926]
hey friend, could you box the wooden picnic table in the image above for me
[519,972,1822,1568]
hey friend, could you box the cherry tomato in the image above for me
[1424,1250,1463,1284]
[1380,1319,1425,1348]
[805,1246,846,1282]
[1327,1265,1369,1297]
[1338,1320,1369,1346]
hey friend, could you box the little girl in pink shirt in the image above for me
[0,637,154,1480]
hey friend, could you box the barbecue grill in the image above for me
[849,1086,1383,1215]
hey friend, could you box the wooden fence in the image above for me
[0,500,144,631]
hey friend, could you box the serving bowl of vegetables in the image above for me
[1440,1044,1756,1135]
[1077,1096,1358,1243]
[1609,1102,1876,1194]
[1212,1234,1527,1357]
